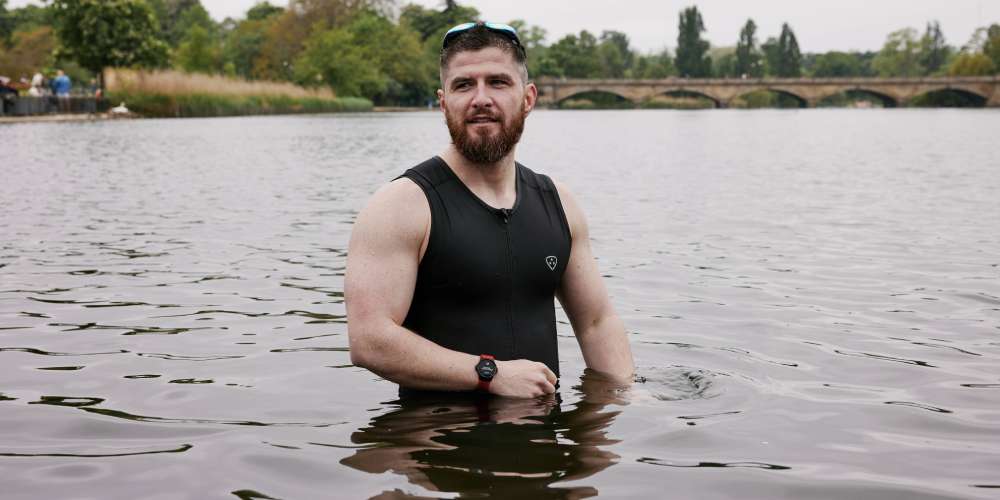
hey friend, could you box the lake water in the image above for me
[2,109,999,499]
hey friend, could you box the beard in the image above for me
[446,104,526,165]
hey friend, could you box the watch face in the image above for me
[476,358,497,380]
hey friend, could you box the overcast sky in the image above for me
[10,0,1000,53]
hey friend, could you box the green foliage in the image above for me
[919,21,951,75]
[246,2,283,21]
[630,50,674,78]
[548,31,602,78]
[710,47,737,78]
[984,24,1000,72]
[773,23,801,77]
[735,19,762,78]
[675,6,711,77]
[947,52,995,76]
[51,0,169,74]
[175,24,218,73]
[0,26,56,78]
[811,51,865,77]
[399,2,479,42]
[221,15,274,79]
[597,31,633,78]
[108,89,371,117]
[148,0,215,46]
[0,0,11,44]
[873,28,923,77]
[3,3,54,42]
[294,11,433,104]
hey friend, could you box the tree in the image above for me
[0,26,56,79]
[774,23,801,77]
[255,0,388,81]
[919,21,951,75]
[546,31,601,78]
[811,51,864,77]
[246,2,283,21]
[399,2,478,42]
[51,0,169,86]
[175,24,217,73]
[294,11,432,104]
[947,52,995,76]
[735,19,762,78]
[983,24,1000,72]
[1,0,11,44]
[675,6,711,77]
[147,0,215,47]
[712,50,737,78]
[221,15,275,78]
[631,50,674,78]
[597,30,632,78]
[872,28,923,77]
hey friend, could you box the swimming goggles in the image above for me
[442,22,523,50]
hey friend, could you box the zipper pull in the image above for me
[499,208,511,224]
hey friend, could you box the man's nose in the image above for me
[471,82,492,108]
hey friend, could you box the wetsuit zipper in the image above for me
[500,208,515,357]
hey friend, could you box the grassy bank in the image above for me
[105,69,372,118]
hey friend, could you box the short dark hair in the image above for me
[439,25,529,84]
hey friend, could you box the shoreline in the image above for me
[1,107,433,123]
[0,113,131,124]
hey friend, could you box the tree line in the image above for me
[1,1,999,105]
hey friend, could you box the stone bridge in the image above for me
[534,76,1000,108]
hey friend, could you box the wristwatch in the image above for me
[475,354,497,392]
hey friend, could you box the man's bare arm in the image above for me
[345,179,556,397]
[554,182,635,381]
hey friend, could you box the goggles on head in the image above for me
[442,21,523,51]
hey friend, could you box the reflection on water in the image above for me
[3,110,1000,498]
[343,372,628,498]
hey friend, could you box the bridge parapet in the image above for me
[534,76,1000,108]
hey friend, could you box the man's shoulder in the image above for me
[369,175,428,214]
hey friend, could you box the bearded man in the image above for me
[345,22,633,398]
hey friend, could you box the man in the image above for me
[52,70,71,112]
[345,22,633,398]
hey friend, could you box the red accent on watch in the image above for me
[477,354,496,392]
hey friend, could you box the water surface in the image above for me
[2,109,1000,499]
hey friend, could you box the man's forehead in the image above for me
[444,47,520,80]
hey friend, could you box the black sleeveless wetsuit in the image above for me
[398,157,572,396]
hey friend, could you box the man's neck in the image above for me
[440,146,518,209]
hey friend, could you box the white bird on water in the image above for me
[110,102,129,114]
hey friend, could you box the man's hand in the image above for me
[490,360,558,398]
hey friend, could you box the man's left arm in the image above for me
[554,181,635,382]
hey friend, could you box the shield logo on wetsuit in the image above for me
[545,256,558,271]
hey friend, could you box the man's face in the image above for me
[439,47,537,165]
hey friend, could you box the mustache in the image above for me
[466,111,501,122]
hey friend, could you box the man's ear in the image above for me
[523,82,538,116]
[437,88,446,112]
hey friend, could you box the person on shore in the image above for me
[345,22,634,399]
[0,76,18,116]
[53,70,72,112]
[28,72,44,97]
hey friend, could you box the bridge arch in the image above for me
[555,89,634,108]
[731,87,808,108]
[654,89,722,108]
[909,86,988,107]
[816,88,899,108]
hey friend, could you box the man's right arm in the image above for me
[345,178,556,397]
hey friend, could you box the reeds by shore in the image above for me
[105,69,372,118]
